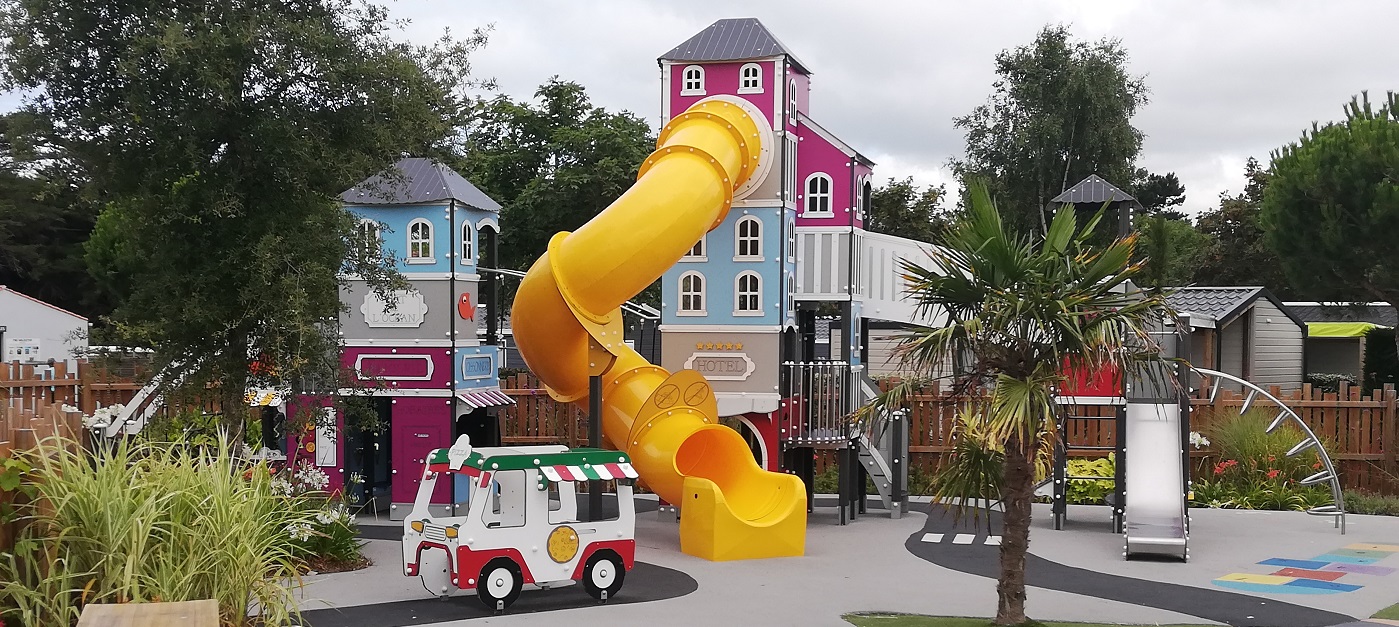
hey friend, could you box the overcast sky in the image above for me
[387,0,1398,217]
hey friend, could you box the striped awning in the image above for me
[456,388,515,409]
[246,388,285,407]
[539,462,638,483]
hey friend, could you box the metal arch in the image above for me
[1192,368,1346,534]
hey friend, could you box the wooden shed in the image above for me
[1167,287,1307,392]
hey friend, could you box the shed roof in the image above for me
[0,285,86,321]
[1284,302,1397,327]
[660,18,812,75]
[1166,286,1306,330]
[340,158,501,212]
[1051,174,1137,205]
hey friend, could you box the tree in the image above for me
[1135,214,1210,290]
[1194,158,1298,297]
[1130,169,1187,220]
[952,25,1148,235]
[0,0,483,433]
[454,78,655,299]
[865,177,950,243]
[1262,91,1399,359]
[871,181,1171,625]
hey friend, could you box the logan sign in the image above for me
[684,352,755,381]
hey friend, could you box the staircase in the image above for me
[852,376,909,518]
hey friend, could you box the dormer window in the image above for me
[739,63,763,94]
[804,173,833,216]
[407,218,433,264]
[682,65,706,96]
[788,79,797,122]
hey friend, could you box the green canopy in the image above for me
[1308,322,1379,338]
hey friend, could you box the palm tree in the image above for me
[878,181,1172,625]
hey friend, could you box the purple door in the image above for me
[392,420,450,504]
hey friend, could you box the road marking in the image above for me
[920,533,943,543]
[952,534,974,545]
[986,536,1002,546]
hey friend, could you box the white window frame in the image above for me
[678,271,707,316]
[681,233,707,262]
[783,134,798,204]
[407,218,433,264]
[460,222,474,266]
[738,63,763,94]
[803,172,833,216]
[357,218,381,258]
[787,214,796,263]
[681,65,706,96]
[788,79,797,123]
[734,216,763,261]
[734,271,763,316]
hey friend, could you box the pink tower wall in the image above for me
[795,128,856,227]
[668,60,777,127]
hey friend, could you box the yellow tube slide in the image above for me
[511,99,806,561]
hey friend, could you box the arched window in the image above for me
[682,65,706,96]
[356,219,380,259]
[460,223,474,266]
[735,271,762,315]
[788,79,797,122]
[804,173,832,215]
[739,63,763,93]
[682,234,707,261]
[407,219,433,263]
[678,271,706,315]
[734,216,762,260]
[861,180,873,224]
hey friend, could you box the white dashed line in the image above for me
[952,534,974,544]
[921,533,943,543]
[986,536,1002,546]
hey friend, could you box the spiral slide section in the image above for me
[511,97,806,561]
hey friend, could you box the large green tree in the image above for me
[1193,158,1297,297]
[456,79,655,272]
[1262,92,1399,355]
[0,0,482,430]
[952,25,1148,235]
[865,177,950,243]
[875,181,1171,625]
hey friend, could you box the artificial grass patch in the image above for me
[1374,602,1399,620]
[842,613,1217,627]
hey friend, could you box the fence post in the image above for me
[1384,385,1397,483]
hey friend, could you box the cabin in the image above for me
[1167,287,1307,392]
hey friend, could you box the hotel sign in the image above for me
[684,352,756,381]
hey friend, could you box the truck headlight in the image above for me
[445,526,459,539]
[410,520,424,533]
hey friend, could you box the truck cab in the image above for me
[401,435,637,610]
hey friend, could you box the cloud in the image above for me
[393,0,1398,216]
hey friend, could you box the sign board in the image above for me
[460,353,494,381]
[360,290,428,328]
[4,338,40,362]
[684,352,756,381]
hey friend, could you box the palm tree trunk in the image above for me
[995,436,1034,625]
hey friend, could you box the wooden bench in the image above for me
[77,600,219,627]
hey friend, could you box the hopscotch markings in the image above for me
[986,536,1002,546]
[920,533,943,543]
[952,534,974,545]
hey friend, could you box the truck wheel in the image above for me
[581,550,625,602]
[476,558,522,610]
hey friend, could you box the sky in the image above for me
[381,0,1399,218]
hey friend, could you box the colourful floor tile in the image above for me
[1328,548,1393,559]
[1344,543,1399,553]
[1259,557,1330,570]
[1315,553,1380,565]
[1322,563,1397,576]
[1213,579,1342,595]
[1217,573,1296,585]
[1283,578,1363,592]
[1271,567,1348,581]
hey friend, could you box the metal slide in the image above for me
[1123,401,1188,560]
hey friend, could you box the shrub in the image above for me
[0,436,308,626]
[1363,326,1398,391]
[1345,491,1399,516]
[1065,456,1115,505]
[1305,373,1356,393]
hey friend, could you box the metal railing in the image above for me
[781,361,858,444]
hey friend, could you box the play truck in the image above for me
[401,435,638,610]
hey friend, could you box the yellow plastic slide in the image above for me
[511,98,806,561]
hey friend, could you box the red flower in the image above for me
[1267,469,1281,480]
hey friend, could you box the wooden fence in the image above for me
[0,402,88,553]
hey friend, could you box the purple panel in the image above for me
[669,61,776,127]
[795,124,855,227]
[342,346,452,391]
[286,395,344,494]
[390,397,452,504]
[1322,563,1397,576]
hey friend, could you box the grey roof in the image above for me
[341,158,501,212]
[1051,174,1137,205]
[1166,286,1306,330]
[660,18,812,75]
[1285,303,1398,326]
